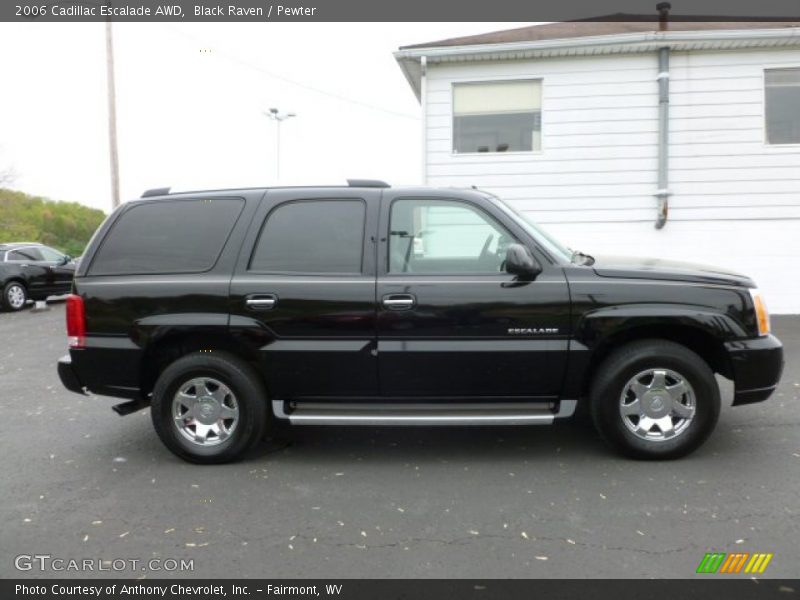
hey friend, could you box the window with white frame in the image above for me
[765,68,800,145]
[452,80,542,154]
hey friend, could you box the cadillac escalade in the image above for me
[56,181,784,463]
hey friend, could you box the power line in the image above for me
[163,25,420,121]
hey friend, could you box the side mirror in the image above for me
[59,255,71,266]
[504,244,542,279]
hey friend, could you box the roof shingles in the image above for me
[401,17,800,49]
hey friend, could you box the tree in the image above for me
[0,189,106,256]
[0,145,17,186]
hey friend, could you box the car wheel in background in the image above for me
[2,281,28,311]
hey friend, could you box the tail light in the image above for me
[66,294,86,348]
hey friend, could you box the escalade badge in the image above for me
[508,327,559,335]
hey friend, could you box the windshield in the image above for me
[486,193,574,262]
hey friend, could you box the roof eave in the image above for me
[396,56,423,101]
[394,27,800,102]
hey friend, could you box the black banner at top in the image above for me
[3,0,800,22]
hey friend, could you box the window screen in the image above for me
[250,200,365,274]
[453,80,542,153]
[766,68,800,144]
[89,198,243,275]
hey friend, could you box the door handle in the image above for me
[245,295,277,310]
[382,294,416,310]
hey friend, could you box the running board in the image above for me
[272,400,577,426]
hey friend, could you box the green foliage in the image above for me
[0,188,106,257]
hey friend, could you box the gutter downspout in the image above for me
[655,2,671,229]
[655,46,670,229]
[420,55,428,185]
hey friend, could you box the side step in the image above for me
[272,400,577,426]
[112,399,150,416]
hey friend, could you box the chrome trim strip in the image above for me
[383,298,415,307]
[246,297,276,308]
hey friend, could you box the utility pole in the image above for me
[106,18,120,209]
[263,108,296,181]
[32,2,120,208]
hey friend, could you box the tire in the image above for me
[590,339,720,460]
[2,281,28,311]
[151,351,268,464]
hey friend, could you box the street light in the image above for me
[263,108,296,181]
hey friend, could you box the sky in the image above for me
[0,22,537,212]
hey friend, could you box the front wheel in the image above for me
[590,340,720,460]
[151,352,267,464]
[2,281,28,311]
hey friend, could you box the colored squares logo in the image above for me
[696,552,773,574]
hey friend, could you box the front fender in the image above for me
[560,303,746,400]
[575,303,749,349]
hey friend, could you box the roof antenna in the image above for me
[657,2,671,31]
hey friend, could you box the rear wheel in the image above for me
[590,340,720,459]
[151,352,267,464]
[2,281,28,311]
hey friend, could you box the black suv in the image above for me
[57,182,784,463]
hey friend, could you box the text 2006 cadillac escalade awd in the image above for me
[57,182,784,463]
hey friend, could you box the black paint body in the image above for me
[57,186,784,413]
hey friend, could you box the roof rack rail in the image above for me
[347,179,390,188]
[141,187,171,198]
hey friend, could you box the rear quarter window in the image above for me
[88,198,244,276]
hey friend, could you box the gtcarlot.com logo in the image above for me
[696,552,773,574]
[14,554,194,572]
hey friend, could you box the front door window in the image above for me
[388,199,514,275]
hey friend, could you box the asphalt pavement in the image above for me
[1,302,798,579]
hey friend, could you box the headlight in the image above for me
[749,288,771,336]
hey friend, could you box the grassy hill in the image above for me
[0,188,106,257]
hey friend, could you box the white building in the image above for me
[395,19,800,313]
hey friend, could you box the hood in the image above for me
[592,255,755,288]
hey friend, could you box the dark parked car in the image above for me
[1,243,77,311]
[57,183,784,463]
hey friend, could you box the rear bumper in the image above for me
[57,354,87,395]
[58,339,144,401]
[725,334,784,406]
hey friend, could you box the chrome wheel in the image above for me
[172,377,239,447]
[619,368,696,442]
[7,284,26,309]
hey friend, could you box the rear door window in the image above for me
[89,198,244,275]
[8,247,45,261]
[250,200,366,274]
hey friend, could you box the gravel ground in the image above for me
[1,302,798,579]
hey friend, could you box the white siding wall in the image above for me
[424,48,800,313]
